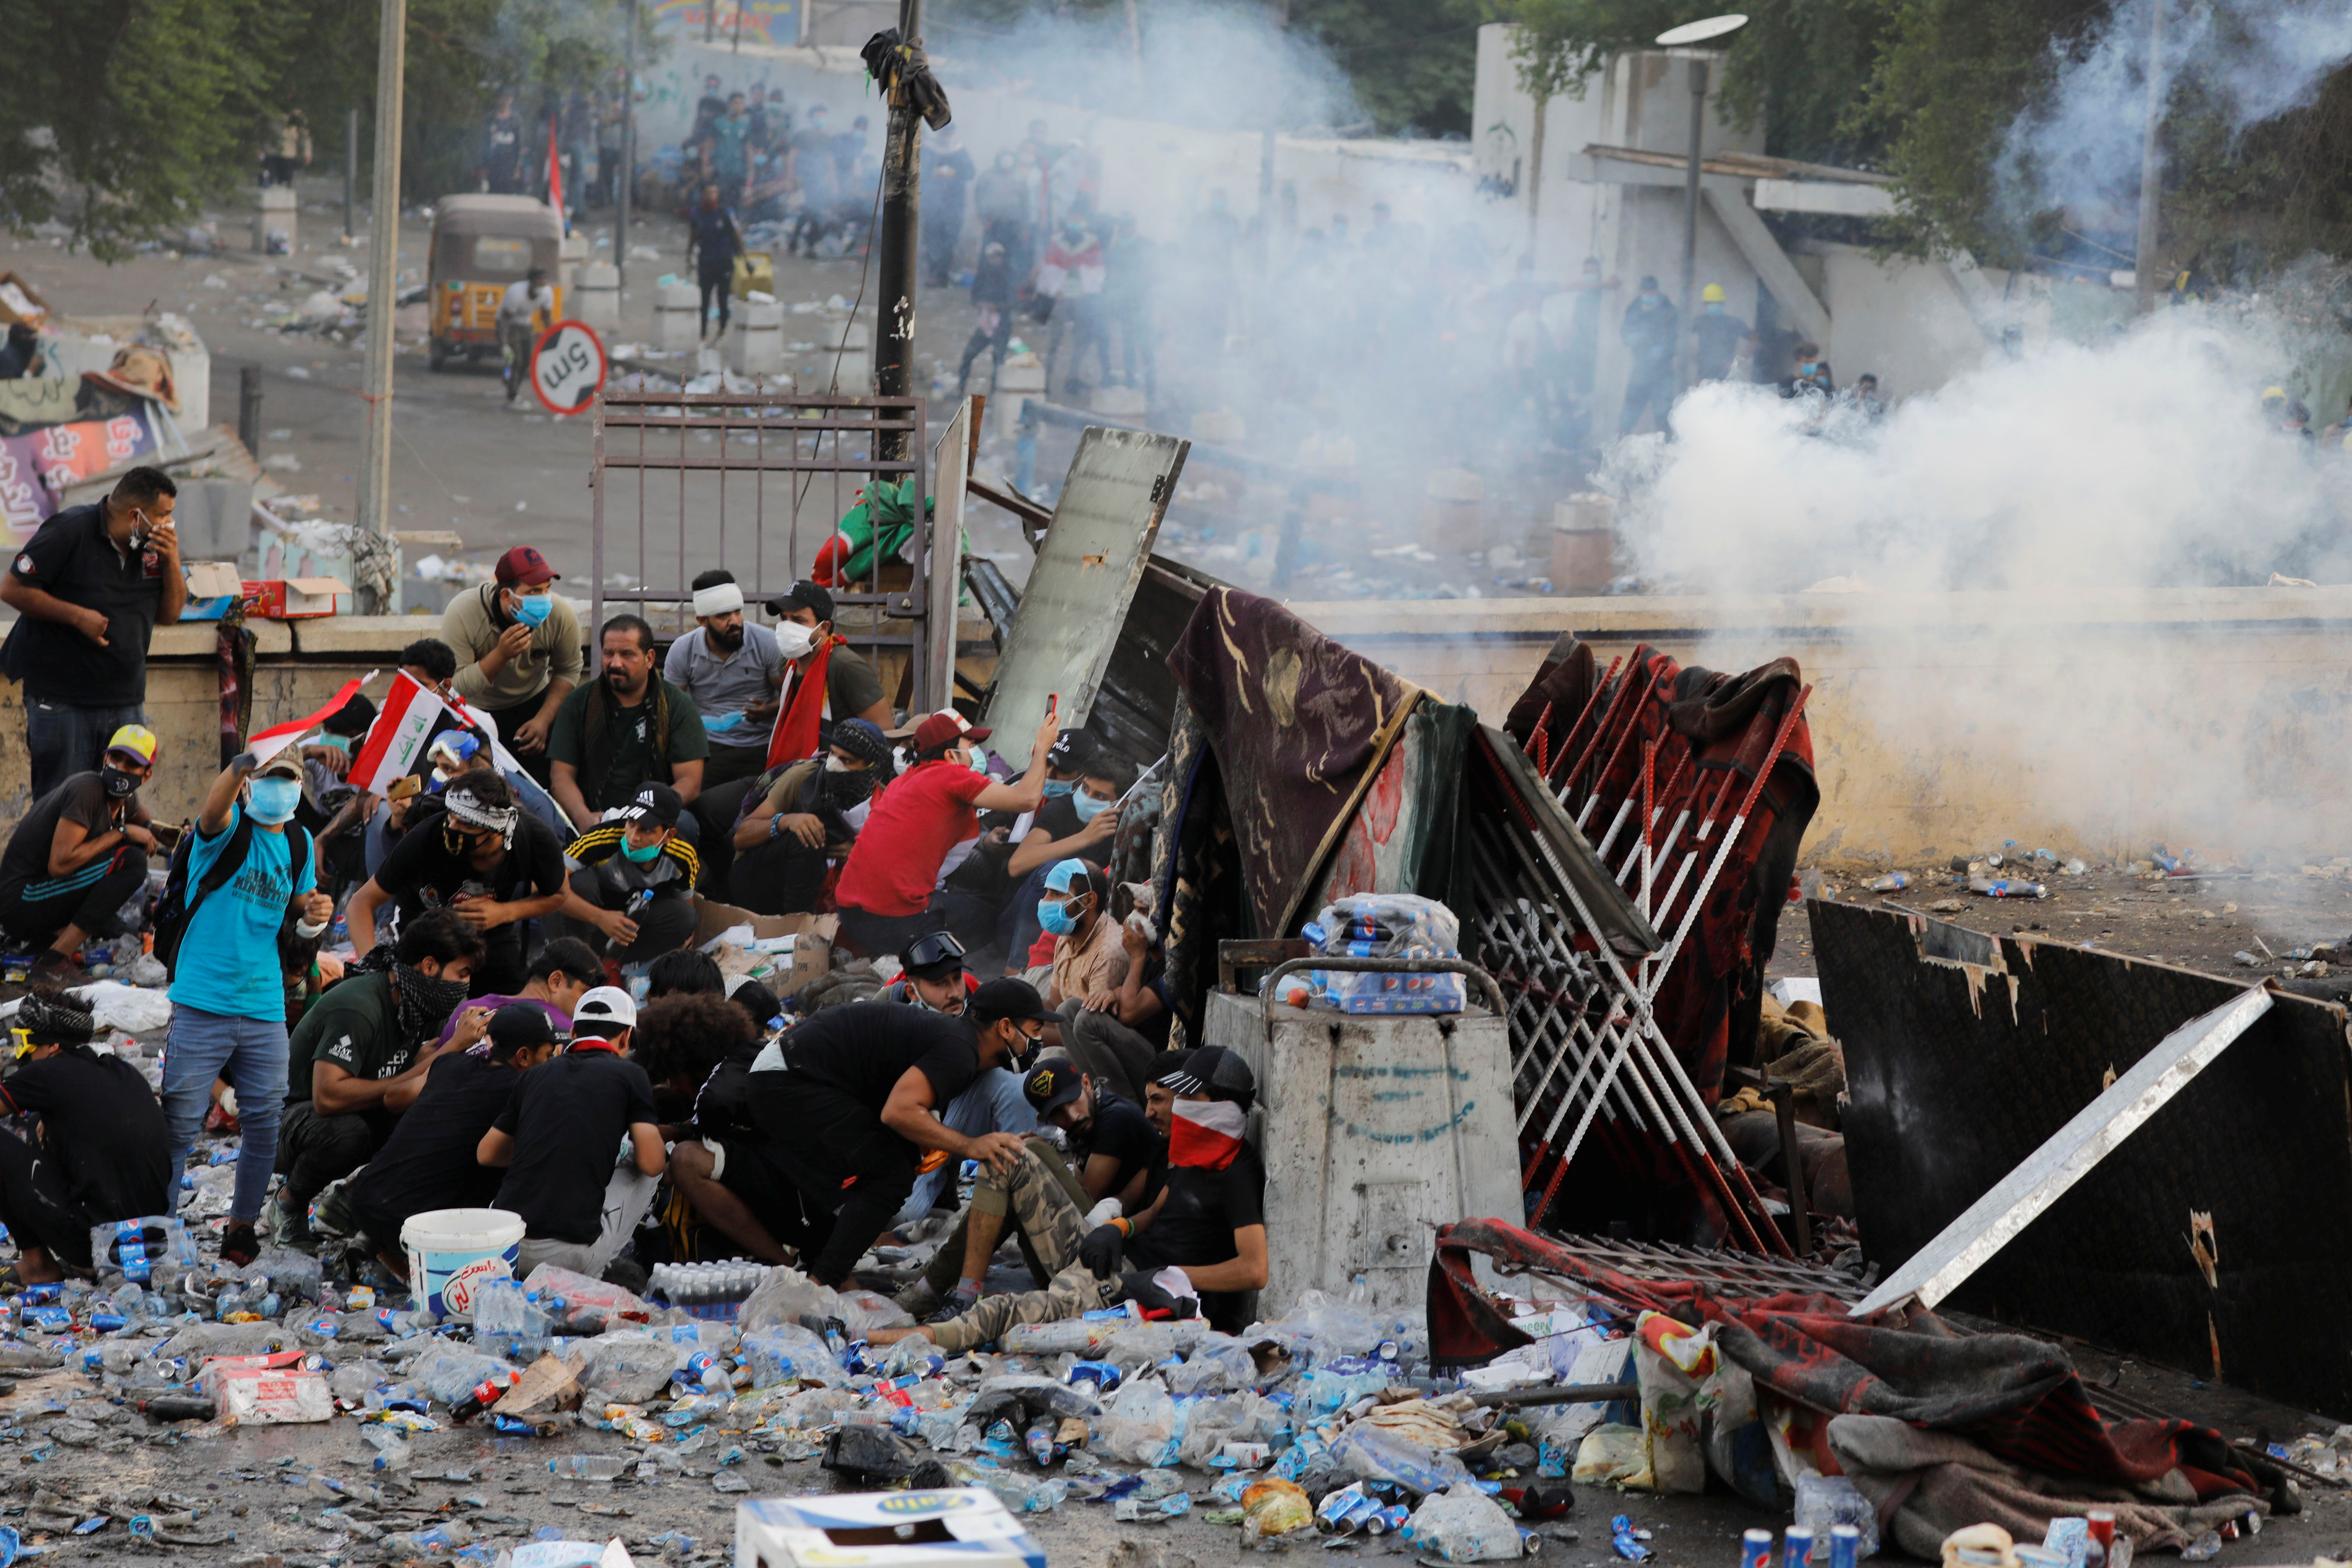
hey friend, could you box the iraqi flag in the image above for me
[1168,1099,1247,1171]
[245,676,370,764]
[347,672,453,793]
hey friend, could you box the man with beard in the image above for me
[665,570,781,792]
[724,718,890,915]
[546,614,710,839]
[897,1058,1159,1321]
[268,908,485,1250]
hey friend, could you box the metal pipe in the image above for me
[2133,0,2166,316]
[1678,56,1706,391]
[872,0,924,456]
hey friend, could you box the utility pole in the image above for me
[1676,55,1705,390]
[2134,0,2166,315]
[617,0,638,294]
[344,106,358,240]
[873,0,926,461]
[355,0,408,551]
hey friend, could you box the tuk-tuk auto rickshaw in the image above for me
[427,195,564,371]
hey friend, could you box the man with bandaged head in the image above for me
[666,569,785,791]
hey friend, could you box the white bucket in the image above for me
[400,1207,526,1320]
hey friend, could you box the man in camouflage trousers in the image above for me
[920,1143,1120,1353]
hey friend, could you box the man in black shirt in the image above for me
[0,723,161,979]
[344,774,566,995]
[750,978,1052,1286]
[0,990,172,1281]
[479,986,666,1279]
[341,1003,561,1271]
[0,466,186,800]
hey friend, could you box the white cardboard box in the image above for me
[734,1490,1044,1568]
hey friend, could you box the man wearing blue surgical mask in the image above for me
[159,749,336,1268]
[439,546,584,784]
[998,738,1130,973]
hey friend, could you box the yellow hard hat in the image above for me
[106,723,159,766]
[1701,283,1726,303]
[2262,386,2288,402]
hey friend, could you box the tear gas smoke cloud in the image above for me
[1997,0,2352,227]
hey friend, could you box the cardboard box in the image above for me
[733,1490,1045,1568]
[240,576,350,619]
[208,1367,333,1425]
[185,561,242,598]
[691,896,836,998]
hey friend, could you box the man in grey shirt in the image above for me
[665,569,780,791]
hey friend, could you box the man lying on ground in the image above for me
[865,1045,1268,1348]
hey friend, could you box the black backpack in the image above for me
[151,816,312,979]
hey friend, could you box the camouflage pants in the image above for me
[921,1135,1089,1297]
[926,1145,1119,1353]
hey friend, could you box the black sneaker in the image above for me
[27,950,78,983]
[926,1287,978,1326]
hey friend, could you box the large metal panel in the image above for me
[979,427,1189,769]
[1205,988,1520,1317]
[1816,896,2352,1415]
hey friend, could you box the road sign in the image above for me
[529,320,607,416]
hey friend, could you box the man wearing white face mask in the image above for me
[159,750,335,1268]
[440,546,583,784]
[726,718,891,916]
[762,581,892,766]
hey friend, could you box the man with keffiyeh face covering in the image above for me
[343,772,567,996]
[266,908,485,1252]
[0,988,171,1285]
[866,1044,1271,1351]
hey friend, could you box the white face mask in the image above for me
[824,755,851,773]
[843,797,872,829]
[774,621,818,660]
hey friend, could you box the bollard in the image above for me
[239,367,263,459]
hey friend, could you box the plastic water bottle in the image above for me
[1868,872,1908,892]
[553,1455,627,1481]
[362,1426,411,1472]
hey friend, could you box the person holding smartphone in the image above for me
[0,467,186,800]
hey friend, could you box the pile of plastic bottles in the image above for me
[1298,894,1469,1015]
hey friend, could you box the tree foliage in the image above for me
[0,0,643,259]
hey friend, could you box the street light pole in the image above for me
[618,0,638,295]
[2134,0,2166,315]
[1653,14,1747,392]
[355,0,408,554]
[873,0,926,459]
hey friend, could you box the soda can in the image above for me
[1370,1505,1410,1535]
[1743,1529,1776,1568]
[1830,1525,1861,1568]
[1784,1527,1816,1568]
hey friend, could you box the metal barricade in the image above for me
[588,390,939,710]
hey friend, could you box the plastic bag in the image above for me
[407,1344,517,1407]
[472,1277,554,1361]
[328,1359,388,1405]
[1572,1422,1647,1486]
[836,1288,914,1333]
[739,1323,848,1389]
[1794,1473,1880,1559]
[1327,1422,1477,1495]
[520,1263,651,1331]
[1099,1378,1179,1466]
[736,1265,840,1331]
[1402,1486,1523,1563]
[69,979,172,1035]
[1165,1331,1257,1394]
[577,1332,680,1404]
[1241,1478,1313,1542]
[1270,1289,1385,1359]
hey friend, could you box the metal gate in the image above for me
[588,391,941,711]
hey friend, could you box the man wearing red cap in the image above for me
[439,547,584,785]
[832,704,1062,958]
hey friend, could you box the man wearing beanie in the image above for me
[0,989,171,1283]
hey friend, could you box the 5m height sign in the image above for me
[530,321,608,416]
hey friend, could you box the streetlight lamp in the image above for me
[1654,13,1745,390]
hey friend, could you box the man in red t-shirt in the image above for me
[834,704,1061,957]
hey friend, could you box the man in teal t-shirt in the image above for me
[161,751,333,1266]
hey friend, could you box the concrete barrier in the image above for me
[1291,587,2352,867]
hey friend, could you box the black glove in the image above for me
[1078,1222,1126,1280]
[1115,1269,1197,1318]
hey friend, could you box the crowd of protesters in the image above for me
[0,491,1248,1343]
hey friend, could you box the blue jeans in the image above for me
[25,699,143,804]
[892,1068,1041,1228]
[161,1005,289,1224]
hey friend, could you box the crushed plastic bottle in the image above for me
[1968,877,2048,899]
[1401,1487,1522,1563]
[361,1425,411,1472]
[1867,872,1909,892]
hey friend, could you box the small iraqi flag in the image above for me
[1168,1099,1247,1171]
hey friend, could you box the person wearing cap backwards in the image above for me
[551,782,703,963]
[0,466,184,802]
[747,976,1055,1286]
[343,770,568,995]
[0,989,172,1286]
[269,907,486,1251]
[0,723,164,981]
[723,718,892,915]
[668,569,785,793]
[333,1001,563,1275]
[878,931,1041,1236]
[870,1043,1266,1348]
[479,986,667,1280]
[832,703,1062,958]
[764,580,893,766]
[440,546,585,783]
[547,613,711,834]
[898,1057,1163,1321]
[160,747,338,1267]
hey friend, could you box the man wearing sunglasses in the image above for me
[881,932,1041,1237]
[748,976,1054,1287]
[0,467,185,800]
